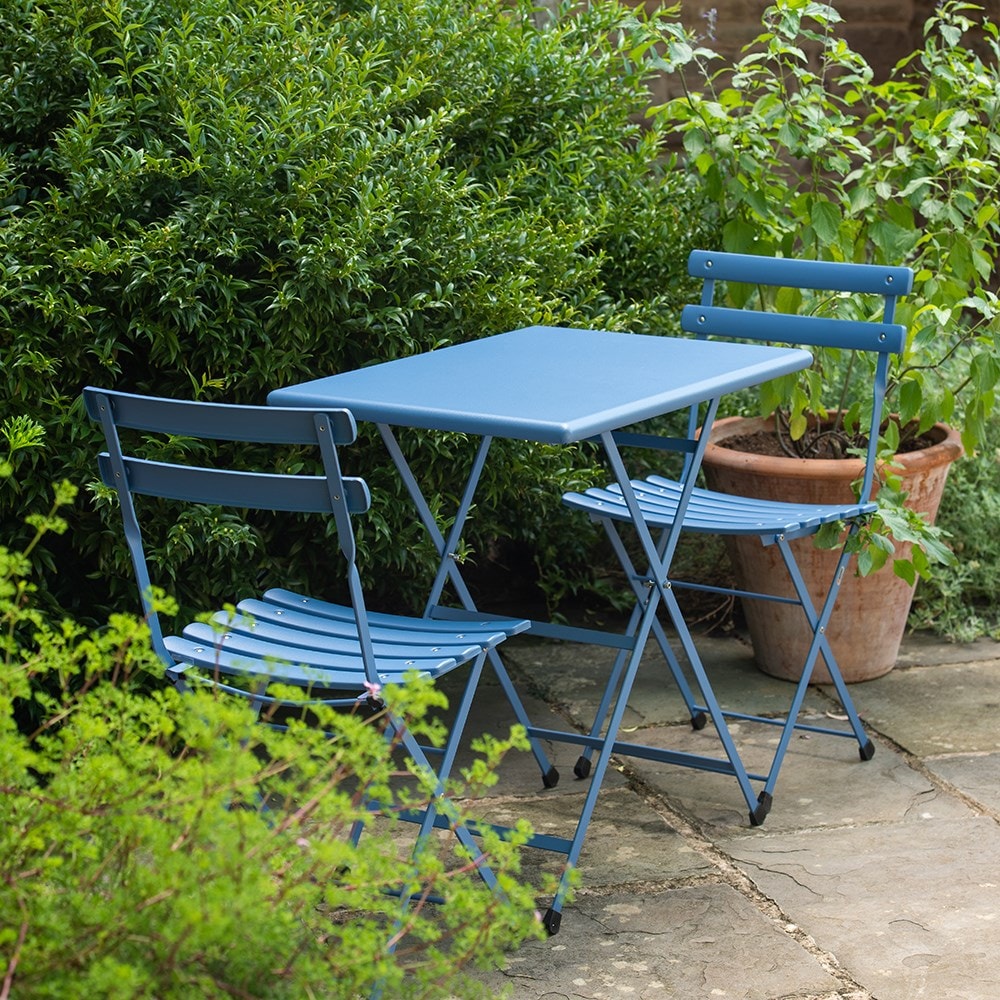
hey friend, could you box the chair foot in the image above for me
[573,755,592,780]
[690,710,708,731]
[750,791,773,827]
[542,907,562,936]
[542,766,560,789]
[859,739,875,761]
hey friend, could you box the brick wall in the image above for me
[638,0,943,104]
[671,0,934,72]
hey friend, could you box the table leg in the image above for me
[545,420,722,927]
[376,424,558,787]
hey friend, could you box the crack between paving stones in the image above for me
[607,773,876,998]
[840,714,1000,826]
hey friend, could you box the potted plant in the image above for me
[650,0,1000,679]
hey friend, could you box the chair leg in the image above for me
[398,651,500,895]
[757,537,874,802]
[609,519,708,721]
[484,647,560,788]
[573,520,708,773]
[347,652,503,911]
[543,590,665,933]
[656,583,767,823]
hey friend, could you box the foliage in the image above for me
[650,0,1000,581]
[0,473,545,999]
[0,0,715,620]
[910,415,1000,640]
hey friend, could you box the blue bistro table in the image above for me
[269,325,811,931]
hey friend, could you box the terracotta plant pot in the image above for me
[700,415,963,683]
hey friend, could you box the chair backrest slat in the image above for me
[97,454,371,514]
[688,250,913,297]
[84,388,357,446]
[681,304,906,354]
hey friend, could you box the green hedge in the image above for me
[0,0,715,619]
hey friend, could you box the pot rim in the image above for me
[701,414,963,479]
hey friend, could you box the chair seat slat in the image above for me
[180,621,460,675]
[164,635,456,687]
[210,611,487,661]
[261,589,529,646]
[563,477,875,538]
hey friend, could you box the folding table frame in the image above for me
[268,324,811,933]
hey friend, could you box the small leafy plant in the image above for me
[656,0,1000,452]
[0,472,544,999]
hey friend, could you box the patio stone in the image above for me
[474,883,842,1000]
[724,816,1000,1000]
[837,658,1000,756]
[621,720,975,834]
[505,633,835,730]
[922,751,1000,815]
[470,786,714,891]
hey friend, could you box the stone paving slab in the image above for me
[474,883,843,1000]
[892,633,1000,668]
[922,752,1000,815]
[724,816,1000,1000]
[505,634,834,730]
[835,658,1000,757]
[618,721,976,834]
[470,786,714,890]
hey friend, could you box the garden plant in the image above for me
[0,0,714,622]
[0,449,545,999]
[651,0,1000,585]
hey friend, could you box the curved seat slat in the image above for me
[211,611,486,661]
[564,477,874,540]
[260,589,529,648]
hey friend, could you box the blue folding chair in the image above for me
[563,251,912,825]
[84,387,530,890]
